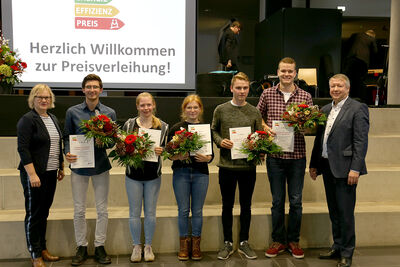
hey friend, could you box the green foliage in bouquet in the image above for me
[79,114,119,147]
[162,128,206,163]
[108,132,155,169]
[0,32,27,86]
[282,102,327,133]
[240,130,283,165]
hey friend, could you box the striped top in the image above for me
[40,115,61,171]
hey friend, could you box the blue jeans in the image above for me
[173,167,209,237]
[266,157,306,243]
[125,176,161,245]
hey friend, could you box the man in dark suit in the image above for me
[218,21,241,71]
[343,29,377,102]
[309,74,369,267]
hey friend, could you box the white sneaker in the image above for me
[130,245,142,263]
[144,245,155,262]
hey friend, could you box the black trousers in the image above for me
[218,168,256,243]
[343,56,368,102]
[321,159,357,258]
[20,169,57,259]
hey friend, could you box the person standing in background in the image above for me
[218,21,241,71]
[343,29,378,102]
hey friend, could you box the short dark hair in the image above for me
[231,21,241,29]
[82,74,103,89]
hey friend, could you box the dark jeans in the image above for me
[219,168,256,243]
[20,169,57,259]
[321,159,357,258]
[266,157,306,244]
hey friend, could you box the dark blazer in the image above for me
[347,32,378,67]
[310,97,369,178]
[218,27,239,65]
[17,109,63,175]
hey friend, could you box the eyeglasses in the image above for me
[85,85,101,89]
[35,96,51,101]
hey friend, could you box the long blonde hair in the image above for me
[136,92,161,129]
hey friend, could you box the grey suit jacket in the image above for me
[310,97,369,178]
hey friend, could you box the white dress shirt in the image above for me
[322,96,349,158]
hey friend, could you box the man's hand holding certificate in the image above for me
[69,135,95,168]
[272,120,294,152]
[229,126,251,159]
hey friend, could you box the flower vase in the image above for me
[0,82,14,94]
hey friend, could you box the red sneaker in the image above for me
[265,242,286,258]
[288,242,304,259]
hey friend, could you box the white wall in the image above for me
[311,0,390,17]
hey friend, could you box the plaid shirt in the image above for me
[257,84,313,159]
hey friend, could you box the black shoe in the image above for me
[337,257,352,267]
[71,246,88,266]
[319,249,340,259]
[94,246,111,264]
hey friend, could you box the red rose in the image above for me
[20,62,27,69]
[126,145,135,153]
[256,130,268,135]
[175,129,185,135]
[298,104,309,108]
[85,123,90,129]
[92,117,99,122]
[103,122,113,132]
[125,134,137,145]
[11,65,19,71]
[184,131,193,137]
[98,114,110,122]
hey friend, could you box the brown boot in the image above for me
[191,236,202,260]
[178,236,190,260]
[41,249,60,261]
[31,257,46,267]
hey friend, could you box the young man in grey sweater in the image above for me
[211,72,263,260]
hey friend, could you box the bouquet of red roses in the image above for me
[162,128,206,163]
[108,132,155,169]
[282,102,326,134]
[240,130,283,165]
[80,114,119,147]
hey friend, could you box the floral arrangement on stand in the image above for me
[80,114,119,147]
[162,128,206,163]
[282,103,327,134]
[0,32,27,93]
[108,132,155,169]
[240,130,283,165]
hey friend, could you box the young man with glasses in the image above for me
[64,74,116,265]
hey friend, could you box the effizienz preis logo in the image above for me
[75,0,125,30]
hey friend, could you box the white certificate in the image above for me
[188,124,212,156]
[272,120,294,152]
[69,135,95,168]
[139,128,161,162]
[229,126,251,160]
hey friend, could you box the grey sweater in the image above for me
[211,101,263,170]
